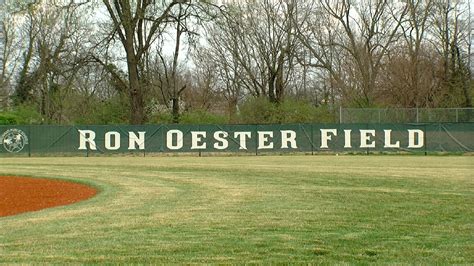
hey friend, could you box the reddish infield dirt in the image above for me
[0,176,97,217]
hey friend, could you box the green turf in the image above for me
[0,156,472,263]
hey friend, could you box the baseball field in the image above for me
[0,155,472,263]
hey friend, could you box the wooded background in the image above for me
[0,0,472,125]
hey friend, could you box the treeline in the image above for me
[0,0,472,125]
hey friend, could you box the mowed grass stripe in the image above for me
[0,156,472,263]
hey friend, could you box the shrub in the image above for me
[180,109,228,124]
[12,105,43,124]
[0,113,17,125]
[238,97,278,124]
[72,98,129,125]
[0,105,43,125]
[238,97,336,124]
[147,112,174,124]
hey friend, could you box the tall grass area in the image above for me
[0,156,472,263]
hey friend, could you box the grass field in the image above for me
[0,155,472,263]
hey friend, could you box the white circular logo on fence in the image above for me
[2,129,29,153]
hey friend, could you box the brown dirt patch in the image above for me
[0,176,97,217]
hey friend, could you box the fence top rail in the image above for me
[339,108,474,123]
[1,122,474,128]
[341,107,474,110]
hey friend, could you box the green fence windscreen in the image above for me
[0,123,473,156]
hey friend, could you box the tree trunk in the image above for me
[172,97,180,123]
[128,69,145,124]
[126,48,145,124]
[228,97,238,122]
[275,53,285,104]
[268,72,277,103]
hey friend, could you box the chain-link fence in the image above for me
[0,123,472,156]
[339,108,474,123]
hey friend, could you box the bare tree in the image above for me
[430,0,472,107]
[10,1,92,123]
[380,0,440,107]
[101,0,222,124]
[154,3,193,123]
[296,0,408,107]
[201,0,299,106]
[193,43,243,120]
[1,0,39,108]
[101,0,200,124]
[0,12,23,108]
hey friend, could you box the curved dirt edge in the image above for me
[0,176,98,217]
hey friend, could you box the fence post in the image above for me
[339,106,342,124]
[28,125,31,157]
[198,125,201,157]
[416,108,419,123]
[161,125,164,153]
[85,127,89,157]
[456,108,459,123]
[255,124,258,156]
[424,124,427,156]
[366,123,370,155]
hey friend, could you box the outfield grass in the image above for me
[0,156,472,263]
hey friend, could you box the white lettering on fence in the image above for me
[320,129,337,149]
[78,130,97,150]
[214,131,229,150]
[105,131,121,150]
[129,132,146,150]
[344,130,352,148]
[360,130,376,148]
[408,130,424,148]
[77,128,425,152]
[281,130,298,149]
[384,130,400,148]
[234,132,251,150]
[167,130,183,150]
[258,131,274,150]
[191,131,207,150]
